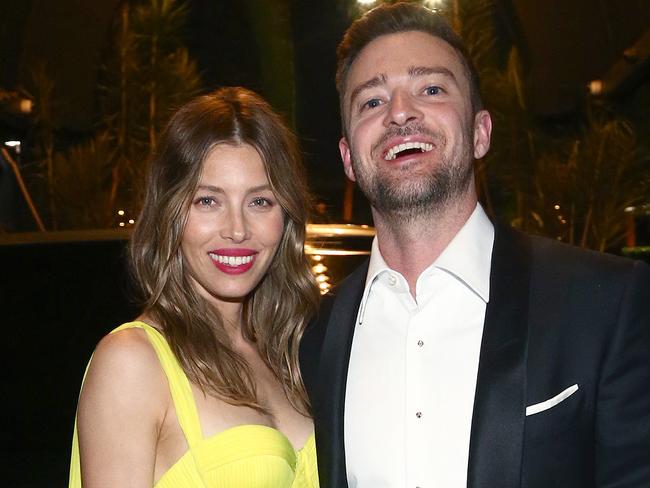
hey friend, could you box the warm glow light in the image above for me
[306,248,371,256]
[128,219,135,224]
[316,274,329,283]
[119,222,125,227]
[554,204,560,210]
[20,99,33,114]
[357,0,375,5]
[312,263,327,274]
[311,254,323,262]
[319,282,330,290]
[588,80,603,95]
[117,210,125,216]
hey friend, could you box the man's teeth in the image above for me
[209,254,254,266]
[385,141,433,161]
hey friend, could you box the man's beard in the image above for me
[350,124,474,220]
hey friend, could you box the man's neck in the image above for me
[372,197,478,296]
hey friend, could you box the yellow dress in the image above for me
[69,321,319,488]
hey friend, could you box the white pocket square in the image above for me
[525,384,579,416]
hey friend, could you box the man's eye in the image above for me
[363,98,382,110]
[425,86,442,96]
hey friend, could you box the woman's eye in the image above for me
[251,197,272,207]
[425,86,442,96]
[195,196,216,207]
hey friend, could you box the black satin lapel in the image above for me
[313,261,368,488]
[468,225,531,488]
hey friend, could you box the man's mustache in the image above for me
[371,123,443,156]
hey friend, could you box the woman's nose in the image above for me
[219,209,250,242]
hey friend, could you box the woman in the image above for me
[69,87,320,487]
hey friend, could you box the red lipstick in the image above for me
[208,248,257,275]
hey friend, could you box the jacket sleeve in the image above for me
[596,260,650,487]
[300,293,335,404]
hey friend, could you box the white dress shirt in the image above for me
[344,204,494,488]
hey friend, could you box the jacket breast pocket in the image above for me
[524,384,584,440]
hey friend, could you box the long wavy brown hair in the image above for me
[129,87,319,415]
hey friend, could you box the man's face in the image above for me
[339,31,491,218]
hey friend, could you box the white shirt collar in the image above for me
[358,203,494,324]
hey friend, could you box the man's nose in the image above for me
[219,208,250,243]
[383,90,423,127]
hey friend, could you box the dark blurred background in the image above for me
[2,0,650,235]
[1,1,650,486]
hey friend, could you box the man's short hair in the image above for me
[336,1,483,131]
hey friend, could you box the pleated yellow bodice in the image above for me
[69,321,319,488]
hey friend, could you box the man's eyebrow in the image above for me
[349,73,387,106]
[348,67,458,106]
[408,65,457,83]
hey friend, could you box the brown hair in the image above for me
[336,1,483,132]
[130,87,319,414]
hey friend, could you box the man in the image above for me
[300,3,650,487]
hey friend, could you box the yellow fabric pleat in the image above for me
[69,321,319,488]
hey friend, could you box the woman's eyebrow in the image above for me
[195,184,272,193]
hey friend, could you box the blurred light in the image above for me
[312,263,327,274]
[4,140,21,154]
[119,222,125,227]
[306,247,371,256]
[117,209,125,216]
[625,206,636,212]
[357,0,375,4]
[307,223,375,238]
[588,80,603,95]
[19,99,33,114]
[128,219,135,224]
[311,254,323,262]
[319,282,330,290]
[423,0,444,7]
[554,204,560,210]
[316,274,330,283]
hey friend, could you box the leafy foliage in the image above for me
[453,0,649,251]
[39,0,202,229]
[50,132,115,229]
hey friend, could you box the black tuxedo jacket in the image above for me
[300,224,650,487]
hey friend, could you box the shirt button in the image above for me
[417,340,424,347]
[388,274,397,286]
[416,411,422,418]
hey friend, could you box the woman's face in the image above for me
[181,143,285,314]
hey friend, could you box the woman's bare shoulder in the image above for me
[76,325,169,486]
[80,325,169,419]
